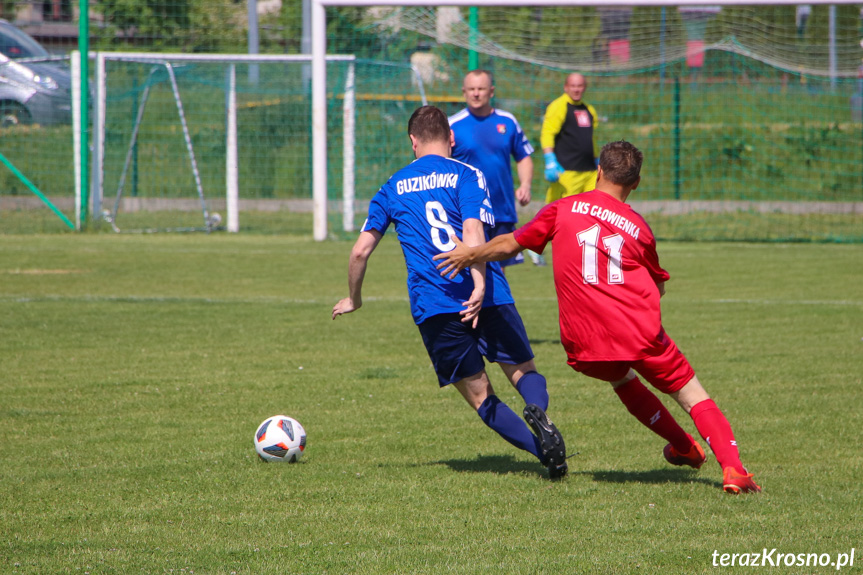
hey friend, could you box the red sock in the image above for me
[689,399,745,473]
[614,377,693,453]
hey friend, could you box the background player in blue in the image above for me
[332,105,567,479]
[449,70,541,270]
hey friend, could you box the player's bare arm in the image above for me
[657,281,666,297]
[460,218,487,327]
[515,156,533,206]
[434,233,522,280]
[332,230,383,319]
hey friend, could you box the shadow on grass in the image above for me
[432,454,545,478]
[428,456,722,488]
[576,468,721,488]
[527,338,561,346]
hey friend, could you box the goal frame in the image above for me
[78,52,358,233]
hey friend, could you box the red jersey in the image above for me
[514,190,670,362]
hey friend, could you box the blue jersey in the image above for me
[449,108,534,224]
[362,154,515,325]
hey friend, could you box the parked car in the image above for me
[0,19,72,126]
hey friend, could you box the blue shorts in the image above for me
[485,221,524,268]
[417,303,534,387]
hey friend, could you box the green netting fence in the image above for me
[0,3,861,240]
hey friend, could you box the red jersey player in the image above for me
[434,140,760,494]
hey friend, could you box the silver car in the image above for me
[0,20,72,126]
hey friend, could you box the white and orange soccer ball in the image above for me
[254,415,307,463]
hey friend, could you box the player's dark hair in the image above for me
[599,140,643,187]
[408,105,451,144]
[466,69,494,85]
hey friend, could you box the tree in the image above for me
[94,0,244,52]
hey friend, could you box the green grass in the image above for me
[3,207,863,243]
[1,235,862,574]
[0,211,318,237]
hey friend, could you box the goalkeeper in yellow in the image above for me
[541,73,599,203]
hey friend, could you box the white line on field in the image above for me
[0,295,409,305]
[517,296,862,307]
[710,298,862,306]
[1,295,860,307]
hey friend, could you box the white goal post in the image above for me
[309,0,862,241]
[78,52,357,233]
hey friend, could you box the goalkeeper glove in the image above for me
[544,152,564,183]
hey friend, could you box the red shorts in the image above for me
[568,331,695,394]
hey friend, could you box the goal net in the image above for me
[89,52,427,234]
[371,5,863,77]
[313,2,863,242]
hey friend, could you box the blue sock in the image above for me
[516,371,549,411]
[477,395,542,461]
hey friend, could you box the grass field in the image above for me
[2,233,862,574]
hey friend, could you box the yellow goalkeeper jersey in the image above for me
[540,94,598,172]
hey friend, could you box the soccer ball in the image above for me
[254,415,307,463]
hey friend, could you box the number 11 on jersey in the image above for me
[577,224,624,285]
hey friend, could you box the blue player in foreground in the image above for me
[332,105,567,479]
